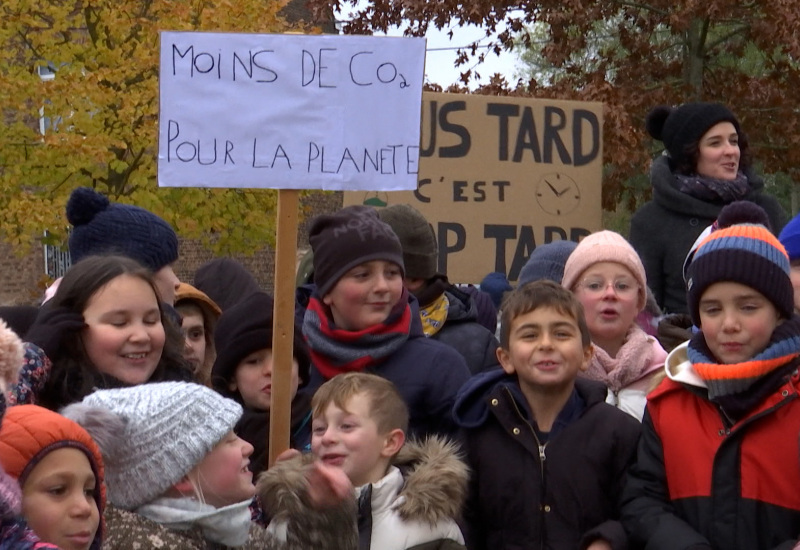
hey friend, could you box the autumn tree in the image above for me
[312,0,800,211]
[0,1,315,254]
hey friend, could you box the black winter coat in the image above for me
[433,288,500,375]
[235,390,312,477]
[629,156,786,315]
[453,370,641,550]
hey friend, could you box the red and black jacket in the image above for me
[622,367,800,550]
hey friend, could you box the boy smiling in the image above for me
[265,372,468,550]
[454,280,641,550]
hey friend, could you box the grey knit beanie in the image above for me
[74,382,242,510]
[377,204,438,280]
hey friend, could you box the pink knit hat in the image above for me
[561,230,647,311]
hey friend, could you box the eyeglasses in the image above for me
[578,278,639,298]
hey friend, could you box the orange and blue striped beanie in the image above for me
[686,220,793,328]
[685,208,798,398]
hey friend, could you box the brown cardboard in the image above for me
[343,92,603,283]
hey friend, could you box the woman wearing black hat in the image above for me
[629,103,786,315]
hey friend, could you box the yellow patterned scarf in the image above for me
[419,293,449,337]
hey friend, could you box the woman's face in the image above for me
[323,261,403,331]
[696,121,740,180]
[81,274,166,385]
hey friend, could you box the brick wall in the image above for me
[0,243,47,306]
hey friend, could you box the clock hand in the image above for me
[546,180,559,195]
[556,186,569,197]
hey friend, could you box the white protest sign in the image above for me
[158,32,426,191]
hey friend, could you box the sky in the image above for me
[336,5,521,88]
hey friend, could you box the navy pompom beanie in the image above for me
[67,187,179,272]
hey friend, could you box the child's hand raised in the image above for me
[305,460,352,509]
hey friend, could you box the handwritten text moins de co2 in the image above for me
[170,45,412,89]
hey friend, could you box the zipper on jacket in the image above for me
[721,388,797,437]
[502,387,549,549]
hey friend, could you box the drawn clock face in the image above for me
[535,173,581,216]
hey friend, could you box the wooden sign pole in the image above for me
[268,188,299,467]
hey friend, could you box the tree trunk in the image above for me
[684,18,709,99]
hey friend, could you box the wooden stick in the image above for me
[269,188,299,467]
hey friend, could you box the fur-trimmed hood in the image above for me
[257,436,467,550]
[257,454,358,550]
[391,436,468,525]
[0,319,23,400]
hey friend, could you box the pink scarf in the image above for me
[584,327,661,392]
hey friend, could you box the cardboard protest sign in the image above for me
[344,92,603,283]
[157,32,425,191]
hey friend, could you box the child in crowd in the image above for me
[0,318,59,549]
[194,258,262,312]
[518,240,578,287]
[262,372,467,549]
[0,405,105,550]
[621,208,800,549]
[454,280,641,550]
[175,282,221,386]
[66,186,181,305]
[211,291,312,476]
[561,230,667,420]
[10,255,192,410]
[377,204,500,375]
[300,206,470,439]
[63,381,356,550]
[779,211,800,313]
[658,200,774,352]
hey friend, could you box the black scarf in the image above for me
[676,171,750,203]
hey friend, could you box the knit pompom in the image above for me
[645,105,672,141]
[716,201,771,231]
[0,319,23,393]
[66,187,110,226]
[60,403,128,461]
